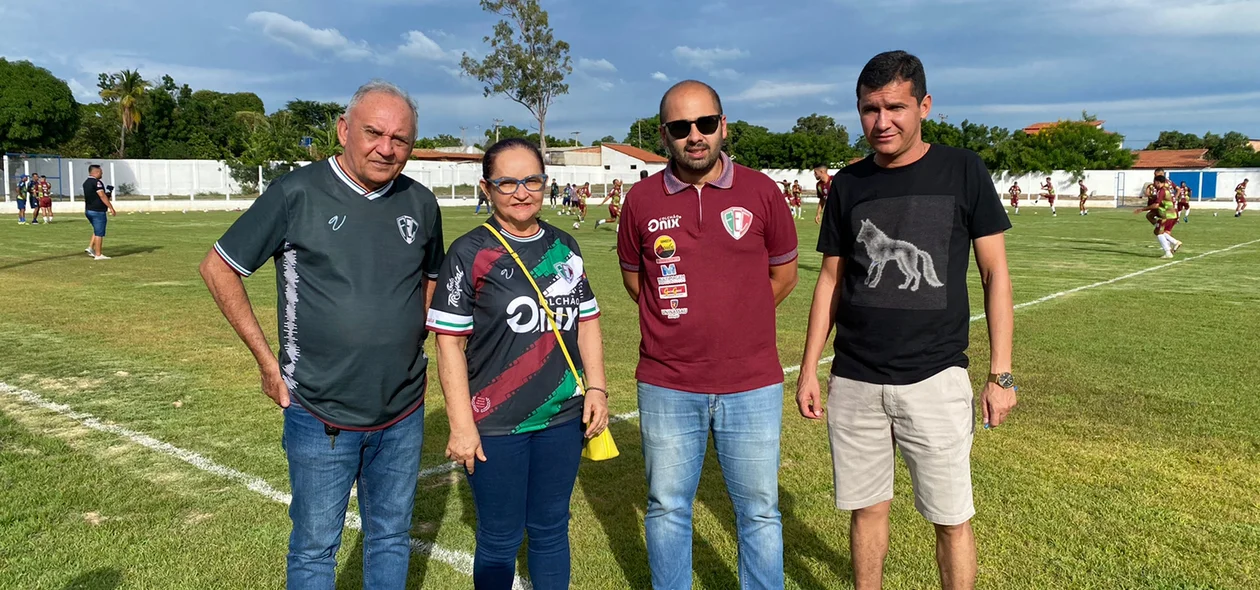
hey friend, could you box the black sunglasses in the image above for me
[662,115,722,140]
[485,174,548,195]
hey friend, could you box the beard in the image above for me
[668,136,724,173]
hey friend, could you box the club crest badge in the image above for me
[721,207,753,240]
[396,215,418,244]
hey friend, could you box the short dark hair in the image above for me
[856,50,927,103]
[659,80,723,122]
[481,138,544,179]
[640,170,649,180]
[88,164,101,173]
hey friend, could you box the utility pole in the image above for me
[571,131,581,146]
[459,126,468,147]
[493,118,503,144]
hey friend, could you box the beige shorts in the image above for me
[826,367,976,525]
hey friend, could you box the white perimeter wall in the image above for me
[4,154,1255,202]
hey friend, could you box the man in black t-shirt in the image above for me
[796,51,1016,590]
[199,81,444,589]
[82,165,117,259]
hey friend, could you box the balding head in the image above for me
[659,80,723,123]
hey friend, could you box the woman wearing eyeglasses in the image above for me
[426,137,610,590]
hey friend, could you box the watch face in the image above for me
[998,373,1014,388]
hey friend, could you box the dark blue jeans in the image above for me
[282,402,424,590]
[465,418,583,590]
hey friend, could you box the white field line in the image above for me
[0,383,531,590]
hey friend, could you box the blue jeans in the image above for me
[466,418,583,590]
[282,402,424,590]
[639,383,784,590]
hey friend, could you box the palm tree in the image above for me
[98,70,150,158]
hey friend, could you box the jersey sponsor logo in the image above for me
[654,235,680,264]
[658,284,688,299]
[505,295,579,333]
[657,274,686,286]
[327,215,346,231]
[447,265,465,307]
[661,264,677,276]
[660,298,688,320]
[647,215,682,233]
[721,207,753,240]
[396,215,419,244]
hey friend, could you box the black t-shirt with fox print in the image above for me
[817,145,1011,385]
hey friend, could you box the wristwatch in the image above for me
[988,372,1014,389]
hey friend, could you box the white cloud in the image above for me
[245,11,373,61]
[651,71,670,82]
[1068,0,1260,35]
[672,46,748,69]
[960,91,1260,116]
[733,80,840,102]
[75,52,302,91]
[67,78,96,102]
[396,30,452,62]
[708,68,740,81]
[578,58,617,73]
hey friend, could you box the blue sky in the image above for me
[4,0,1260,149]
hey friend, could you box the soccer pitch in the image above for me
[1,207,1258,589]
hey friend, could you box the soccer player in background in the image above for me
[1077,180,1089,216]
[1008,182,1021,215]
[1041,176,1056,216]
[1134,171,1182,258]
[1177,181,1191,223]
[15,174,29,224]
[1144,169,1166,226]
[595,178,622,230]
[791,180,804,219]
[814,165,831,225]
[575,182,590,223]
[1236,179,1248,217]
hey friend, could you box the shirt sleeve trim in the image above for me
[619,261,640,272]
[426,324,474,337]
[578,311,601,322]
[213,241,253,277]
[768,249,799,266]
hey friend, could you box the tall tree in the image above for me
[593,135,616,146]
[98,69,151,157]
[286,100,346,130]
[58,103,117,158]
[622,115,665,156]
[460,0,572,153]
[0,59,80,153]
[414,134,463,149]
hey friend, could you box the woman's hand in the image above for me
[583,389,609,438]
[446,426,486,474]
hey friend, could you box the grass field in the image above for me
[2,206,1259,590]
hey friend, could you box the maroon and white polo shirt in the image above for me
[617,152,798,394]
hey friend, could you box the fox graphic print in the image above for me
[856,219,943,292]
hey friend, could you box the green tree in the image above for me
[460,0,572,153]
[98,69,151,157]
[1203,131,1252,163]
[853,135,873,157]
[792,113,851,146]
[1145,130,1203,150]
[0,59,80,153]
[286,100,345,130]
[58,103,117,158]
[309,114,343,161]
[999,117,1133,176]
[414,134,463,149]
[622,115,665,156]
[593,135,615,146]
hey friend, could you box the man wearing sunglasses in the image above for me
[617,80,799,590]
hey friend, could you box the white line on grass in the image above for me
[0,383,532,590]
[418,237,1259,482]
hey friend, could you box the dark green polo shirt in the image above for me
[214,157,445,429]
